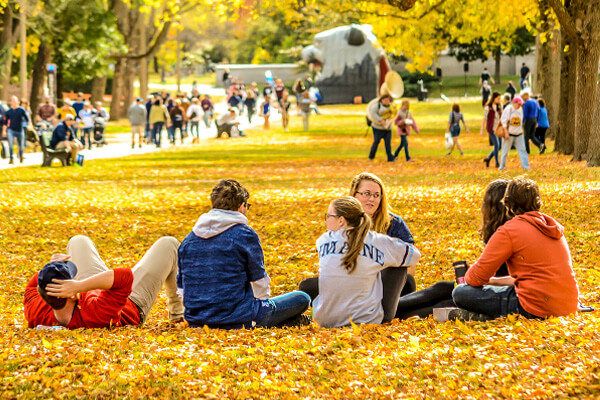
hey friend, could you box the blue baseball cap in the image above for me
[38,261,78,290]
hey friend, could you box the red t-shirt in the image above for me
[24,268,141,329]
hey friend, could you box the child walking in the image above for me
[393,100,419,162]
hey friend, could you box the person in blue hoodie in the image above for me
[177,179,311,329]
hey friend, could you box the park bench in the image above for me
[38,130,71,167]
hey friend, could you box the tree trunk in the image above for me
[555,30,571,154]
[90,75,107,104]
[109,58,127,120]
[1,5,15,101]
[56,69,65,107]
[572,0,600,161]
[587,82,600,166]
[123,58,136,113]
[30,42,50,117]
[534,3,561,141]
[493,48,501,84]
[138,11,148,100]
[565,44,578,157]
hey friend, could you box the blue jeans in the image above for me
[152,122,164,147]
[452,284,539,319]
[499,134,529,170]
[6,128,25,160]
[189,121,199,138]
[369,128,394,161]
[393,135,410,161]
[255,291,311,327]
[203,110,213,128]
[81,127,93,149]
[487,131,501,165]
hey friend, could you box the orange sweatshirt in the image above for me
[466,211,579,318]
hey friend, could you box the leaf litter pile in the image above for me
[1,104,600,399]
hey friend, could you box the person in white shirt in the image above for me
[312,196,421,328]
[78,103,95,150]
[216,108,244,138]
[499,96,529,170]
[186,98,203,143]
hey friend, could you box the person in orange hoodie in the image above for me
[451,177,579,320]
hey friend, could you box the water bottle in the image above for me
[36,325,66,331]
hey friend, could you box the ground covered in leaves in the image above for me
[1,102,599,399]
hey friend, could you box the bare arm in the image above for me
[45,270,115,298]
[487,276,515,286]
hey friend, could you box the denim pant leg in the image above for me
[6,128,16,159]
[255,291,311,328]
[7,128,25,159]
[369,128,385,160]
[452,284,521,318]
[153,122,163,146]
[487,132,500,165]
[401,136,410,160]
[382,130,394,161]
[514,135,530,169]
[499,135,515,170]
[168,125,175,143]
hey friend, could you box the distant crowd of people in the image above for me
[1,93,109,165]
[366,62,549,170]
[221,69,321,133]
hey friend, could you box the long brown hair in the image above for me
[503,178,542,218]
[332,197,371,273]
[480,179,510,243]
[349,172,392,234]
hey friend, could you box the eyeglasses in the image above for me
[355,191,381,199]
[325,213,340,220]
[245,203,252,210]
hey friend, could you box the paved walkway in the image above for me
[1,98,279,170]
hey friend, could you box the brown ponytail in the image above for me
[332,196,372,273]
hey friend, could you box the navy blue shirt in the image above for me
[386,213,414,244]
[72,101,84,117]
[177,224,267,329]
[50,121,74,149]
[227,95,242,108]
[4,107,29,132]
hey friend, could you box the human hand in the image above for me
[45,279,81,298]
[50,254,71,262]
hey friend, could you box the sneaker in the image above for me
[448,308,492,322]
[540,143,546,154]
[278,314,312,327]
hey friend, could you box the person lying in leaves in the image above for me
[24,235,184,329]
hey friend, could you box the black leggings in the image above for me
[298,268,417,323]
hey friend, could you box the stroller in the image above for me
[93,117,107,147]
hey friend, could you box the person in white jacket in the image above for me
[499,96,529,170]
[313,196,421,328]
